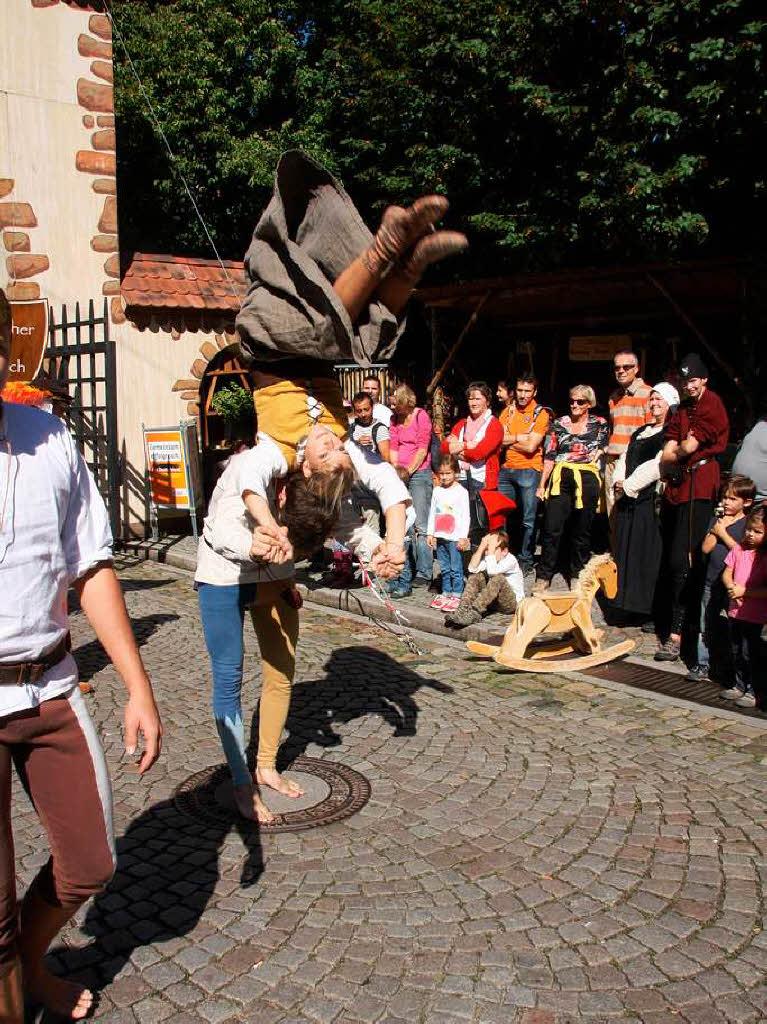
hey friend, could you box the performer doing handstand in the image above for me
[196,152,467,822]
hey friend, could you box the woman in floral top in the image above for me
[533,384,609,591]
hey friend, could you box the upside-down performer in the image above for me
[195,151,467,823]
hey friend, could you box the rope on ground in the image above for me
[355,560,424,657]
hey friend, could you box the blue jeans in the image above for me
[436,539,464,596]
[696,581,727,673]
[408,469,434,580]
[198,581,258,786]
[498,467,541,570]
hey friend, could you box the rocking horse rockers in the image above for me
[466,553,635,672]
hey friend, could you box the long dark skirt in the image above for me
[612,495,662,615]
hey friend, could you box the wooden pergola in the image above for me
[415,258,763,414]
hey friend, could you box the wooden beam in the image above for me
[426,290,493,396]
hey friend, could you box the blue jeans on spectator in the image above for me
[197,581,258,786]
[408,469,434,581]
[696,580,727,675]
[498,467,540,570]
[436,539,464,596]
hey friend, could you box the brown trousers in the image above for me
[462,573,518,615]
[0,690,115,968]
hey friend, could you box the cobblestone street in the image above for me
[13,557,767,1024]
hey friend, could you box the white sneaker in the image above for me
[735,692,757,708]
[720,686,745,700]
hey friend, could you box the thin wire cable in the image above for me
[102,0,241,300]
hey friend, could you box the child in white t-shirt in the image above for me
[426,455,470,611]
[445,529,524,627]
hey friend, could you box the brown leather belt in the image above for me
[0,637,69,686]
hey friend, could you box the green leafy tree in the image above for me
[113,0,767,273]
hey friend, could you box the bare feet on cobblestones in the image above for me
[256,767,304,798]
[26,970,93,1020]
[232,782,274,824]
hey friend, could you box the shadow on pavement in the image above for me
[257,645,454,766]
[70,613,180,684]
[48,786,264,994]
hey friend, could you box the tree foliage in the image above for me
[113,0,767,273]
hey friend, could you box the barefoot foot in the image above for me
[25,969,93,1020]
[232,783,275,824]
[256,767,304,798]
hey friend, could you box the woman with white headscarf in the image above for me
[610,382,680,619]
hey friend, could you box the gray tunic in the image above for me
[235,151,405,368]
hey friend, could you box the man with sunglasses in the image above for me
[606,351,652,525]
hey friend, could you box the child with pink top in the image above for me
[721,505,767,708]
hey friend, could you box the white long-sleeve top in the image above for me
[470,551,525,603]
[195,432,411,585]
[612,423,664,499]
[426,484,470,541]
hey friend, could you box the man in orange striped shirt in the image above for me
[606,350,652,523]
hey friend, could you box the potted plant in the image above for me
[210,383,254,445]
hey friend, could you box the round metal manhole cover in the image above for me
[173,756,371,832]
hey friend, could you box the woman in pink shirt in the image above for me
[388,384,434,591]
[721,505,767,708]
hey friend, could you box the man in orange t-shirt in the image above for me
[497,373,550,572]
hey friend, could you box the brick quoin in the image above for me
[0,181,15,199]
[5,283,40,300]
[78,33,112,60]
[6,253,49,279]
[91,234,118,253]
[0,203,37,229]
[91,129,116,152]
[76,79,113,113]
[76,151,115,176]
[89,14,112,40]
[92,178,116,195]
[90,59,113,84]
[3,232,31,253]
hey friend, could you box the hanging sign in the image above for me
[7,299,49,383]
[568,334,632,362]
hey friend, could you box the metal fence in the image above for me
[43,300,120,540]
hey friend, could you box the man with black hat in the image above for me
[655,353,729,662]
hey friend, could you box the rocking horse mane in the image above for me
[573,552,613,595]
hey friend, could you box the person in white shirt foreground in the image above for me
[445,529,525,628]
[0,288,162,1023]
[426,455,470,612]
[196,428,413,824]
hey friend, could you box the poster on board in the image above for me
[143,422,202,525]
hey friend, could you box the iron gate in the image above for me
[43,300,120,541]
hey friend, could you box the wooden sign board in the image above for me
[7,299,49,383]
[568,334,632,362]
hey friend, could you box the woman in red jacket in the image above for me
[443,381,504,544]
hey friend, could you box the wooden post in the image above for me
[426,290,493,396]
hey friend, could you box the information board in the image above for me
[143,422,203,537]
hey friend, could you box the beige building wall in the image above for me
[116,325,207,535]
[0,1,119,310]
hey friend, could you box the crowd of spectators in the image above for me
[341,352,767,707]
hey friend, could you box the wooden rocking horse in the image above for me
[466,553,635,672]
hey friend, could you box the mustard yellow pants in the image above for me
[251,581,300,770]
[254,376,348,471]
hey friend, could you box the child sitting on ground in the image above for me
[426,455,470,612]
[445,529,525,627]
[720,504,767,708]
[688,473,755,683]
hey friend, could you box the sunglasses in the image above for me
[614,363,637,371]
[570,398,589,406]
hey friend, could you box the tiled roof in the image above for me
[122,253,248,312]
